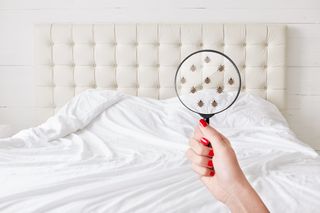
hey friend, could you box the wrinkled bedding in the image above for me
[0,90,319,213]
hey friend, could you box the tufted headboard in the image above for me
[34,24,286,122]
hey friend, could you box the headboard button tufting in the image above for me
[34,23,286,118]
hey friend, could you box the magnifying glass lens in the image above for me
[175,50,241,121]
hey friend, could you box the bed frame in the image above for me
[34,24,286,122]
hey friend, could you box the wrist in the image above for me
[225,178,251,210]
[225,178,269,213]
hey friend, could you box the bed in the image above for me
[0,24,319,212]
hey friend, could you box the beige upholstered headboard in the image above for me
[34,24,286,122]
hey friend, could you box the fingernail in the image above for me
[210,171,215,176]
[200,137,210,146]
[208,150,214,157]
[208,160,213,167]
[199,119,208,127]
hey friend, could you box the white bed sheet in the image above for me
[0,90,319,213]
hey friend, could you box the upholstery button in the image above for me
[200,43,203,46]
[243,64,246,69]
[243,43,246,47]
[93,63,96,67]
[178,43,182,47]
[265,43,268,47]
[221,43,225,46]
[242,85,246,90]
[50,42,54,46]
[70,42,75,46]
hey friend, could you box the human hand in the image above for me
[186,119,269,213]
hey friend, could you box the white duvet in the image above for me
[0,90,319,213]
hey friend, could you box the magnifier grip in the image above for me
[202,117,211,147]
[205,118,210,124]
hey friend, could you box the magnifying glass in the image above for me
[174,49,241,124]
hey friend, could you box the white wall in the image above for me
[0,0,319,149]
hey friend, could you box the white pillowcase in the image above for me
[208,93,288,129]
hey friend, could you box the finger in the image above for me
[189,138,214,157]
[191,163,215,177]
[198,119,227,148]
[192,125,202,141]
[186,148,214,168]
[220,134,231,146]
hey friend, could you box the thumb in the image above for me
[198,119,226,148]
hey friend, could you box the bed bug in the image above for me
[198,100,204,107]
[204,56,211,63]
[228,78,234,85]
[180,77,186,84]
[217,86,223,93]
[204,77,211,84]
[218,65,224,72]
[211,100,218,107]
[190,64,196,72]
[190,86,196,93]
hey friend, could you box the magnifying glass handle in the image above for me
[201,117,211,147]
[205,118,210,124]
[200,114,211,125]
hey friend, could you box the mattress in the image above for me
[0,90,319,213]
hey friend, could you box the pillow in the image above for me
[197,93,288,129]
